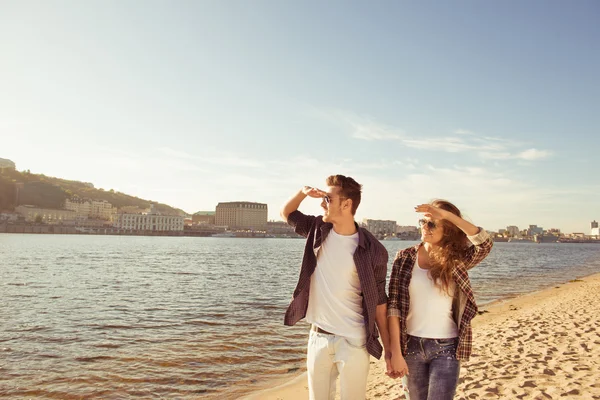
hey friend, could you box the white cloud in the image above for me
[453,129,475,135]
[477,152,513,160]
[479,148,553,161]
[322,110,553,161]
[516,148,553,160]
[352,125,402,141]
[402,137,478,152]
[157,147,194,159]
[320,110,553,161]
[314,109,403,141]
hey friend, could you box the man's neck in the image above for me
[331,218,358,236]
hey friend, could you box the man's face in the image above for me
[321,186,347,223]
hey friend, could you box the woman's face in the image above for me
[420,218,444,245]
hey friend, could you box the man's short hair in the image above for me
[326,175,362,215]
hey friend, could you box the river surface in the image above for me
[1,234,600,398]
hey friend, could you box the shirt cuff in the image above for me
[387,307,401,318]
[467,228,490,246]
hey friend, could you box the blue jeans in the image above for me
[404,335,460,400]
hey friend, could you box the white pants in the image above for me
[306,330,370,400]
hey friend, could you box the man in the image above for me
[280,174,392,400]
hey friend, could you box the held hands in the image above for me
[302,186,327,199]
[415,204,450,221]
[386,351,409,379]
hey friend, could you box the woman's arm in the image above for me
[415,204,493,269]
[415,204,479,236]
[386,255,409,378]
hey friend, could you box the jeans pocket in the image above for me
[343,337,367,350]
[434,338,457,346]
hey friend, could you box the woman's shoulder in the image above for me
[394,244,419,262]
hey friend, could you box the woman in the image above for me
[387,200,493,400]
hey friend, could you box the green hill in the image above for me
[0,169,187,216]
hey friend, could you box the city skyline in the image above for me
[1,1,599,233]
[3,156,598,235]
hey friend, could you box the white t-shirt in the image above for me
[406,256,458,339]
[306,229,365,339]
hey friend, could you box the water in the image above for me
[1,234,600,399]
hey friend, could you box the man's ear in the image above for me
[343,198,352,212]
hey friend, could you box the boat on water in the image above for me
[383,236,402,241]
[211,232,236,238]
[534,234,559,243]
[507,238,534,243]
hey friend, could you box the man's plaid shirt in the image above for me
[387,229,493,361]
[284,210,389,359]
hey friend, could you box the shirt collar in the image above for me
[321,220,366,249]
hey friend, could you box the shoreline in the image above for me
[241,271,600,399]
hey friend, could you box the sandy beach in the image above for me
[244,273,600,399]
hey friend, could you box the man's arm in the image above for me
[387,252,409,379]
[280,186,325,238]
[280,186,325,222]
[376,303,392,374]
[374,244,391,368]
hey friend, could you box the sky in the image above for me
[1,1,599,233]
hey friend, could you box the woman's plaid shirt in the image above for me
[387,229,493,361]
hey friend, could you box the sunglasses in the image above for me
[323,195,345,205]
[418,219,437,230]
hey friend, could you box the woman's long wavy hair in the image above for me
[427,199,468,295]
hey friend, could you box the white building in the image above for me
[65,198,115,221]
[591,221,599,236]
[506,226,520,236]
[65,198,92,218]
[113,204,184,232]
[396,225,419,234]
[90,200,115,220]
[363,219,397,235]
[0,212,19,222]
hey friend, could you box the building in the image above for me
[90,200,115,220]
[396,225,419,234]
[363,219,397,236]
[0,212,19,222]
[16,205,78,224]
[506,226,520,237]
[395,225,420,240]
[266,220,296,234]
[112,204,184,232]
[192,211,216,225]
[527,225,543,236]
[65,198,92,218]
[215,202,268,230]
[65,198,115,221]
[592,221,600,236]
